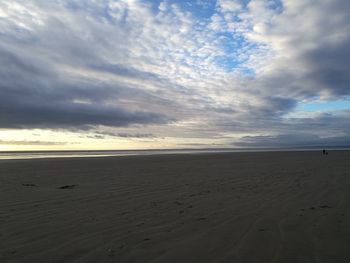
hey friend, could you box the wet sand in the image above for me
[0,151,349,262]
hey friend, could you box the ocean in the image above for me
[0,147,348,160]
[0,149,239,160]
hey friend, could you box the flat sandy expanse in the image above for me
[0,151,349,263]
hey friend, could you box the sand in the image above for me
[0,151,349,263]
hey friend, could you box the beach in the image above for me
[0,151,349,263]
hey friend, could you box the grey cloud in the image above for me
[86,135,105,139]
[0,140,69,146]
[213,109,350,142]
[0,48,173,129]
[89,64,161,81]
[90,131,155,139]
[247,97,297,118]
[203,105,237,114]
[259,0,350,99]
[235,134,350,148]
[0,100,171,129]
[116,133,155,138]
[303,39,350,97]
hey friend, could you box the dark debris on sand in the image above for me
[58,184,78,189]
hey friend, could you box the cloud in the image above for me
[236,134,350,148]
[0,49,172,130]
[0,44,173,129]
[0,0,349,148]
[0,140,70,146]
[245,0,350,99]
[89,131,155,139]
[114,132,155,138]
[217,0,242,13]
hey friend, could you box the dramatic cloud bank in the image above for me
[0,0,349,148]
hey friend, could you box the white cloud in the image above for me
[217,0,242,13]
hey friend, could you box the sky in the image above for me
[0,0,350,151]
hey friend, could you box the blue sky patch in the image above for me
[298,98,350,112]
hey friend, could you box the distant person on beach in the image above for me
[323,149,326,155]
